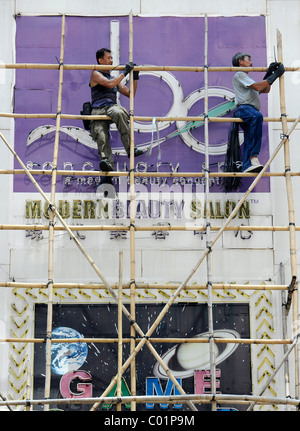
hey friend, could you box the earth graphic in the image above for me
[50,327,88,375]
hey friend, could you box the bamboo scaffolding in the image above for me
[89,115,295,411]
[2,18,300,411]
[0,131,199,412]
[277,30,299,398]
[43,15,66,411]
[247,335,299,411]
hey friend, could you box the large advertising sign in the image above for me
[33,303,251,411]
[14,15,270,198]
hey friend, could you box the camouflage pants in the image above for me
[90,104,130,169]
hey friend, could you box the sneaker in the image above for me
[244,164,263,173]
[250,157,262,167]
[99,176,113,185]
[128,148,144,158]
[244,157,263,173]
[99,160,113,172]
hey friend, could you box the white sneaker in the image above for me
[250,157,261,167]
[244,157,263,173]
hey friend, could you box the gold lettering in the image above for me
[25,200,42,219]
[215,200,224,219]
[204,201,215,219]
[190,199,202,219]
[225,200,236,218]
[97,199,109,219]
[83,200,96,219]
[73,200,82,219]
[238,201,250,219]
[58,200,70,219]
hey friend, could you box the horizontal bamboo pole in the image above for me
[2,224,300,232]
[0,337,293,345]
[1,63,299,72]
[1,392,300,408]
[2,111,298,123]
[0,169,292,177]
[0,281,288,290]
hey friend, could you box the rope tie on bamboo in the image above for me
[280,132,289,140]
[129,223,135,229]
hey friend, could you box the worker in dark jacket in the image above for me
[90,48,143,180]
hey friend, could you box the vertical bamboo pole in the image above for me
[277,29,299,399]
[280,263,291,408]
[204,15,216,411]
[25,362,31,412]
[128,11,136,412]
[117,252,123,411]
[44,15,65,410]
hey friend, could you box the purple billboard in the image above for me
[14,15,270,194]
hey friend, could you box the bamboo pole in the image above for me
[25,361,32,412]
[203,15,216,411]
[43,15,65,411]
[117,252,123,411]
[0,337,294,345]
[128,11,137,412]
[7,224,300,232]
[277,29,299,399]
[1,111,298,123]
[1,392,300,409]
[0,281,291,290]
[0,168,295,177]
[2,62,300,72]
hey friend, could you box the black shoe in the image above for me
[99,176,113,186]
[100,160,113,172]
[128,148,144,158]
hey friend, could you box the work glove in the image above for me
[133,64,139,80]
[263,62,281,79]
[266,63,285,84]
[123,62,135,76]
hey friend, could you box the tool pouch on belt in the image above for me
[80,101,92,130]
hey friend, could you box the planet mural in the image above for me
[50,327,88,375]
[154,329,240,379]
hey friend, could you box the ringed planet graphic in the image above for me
[153,329,240,379]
